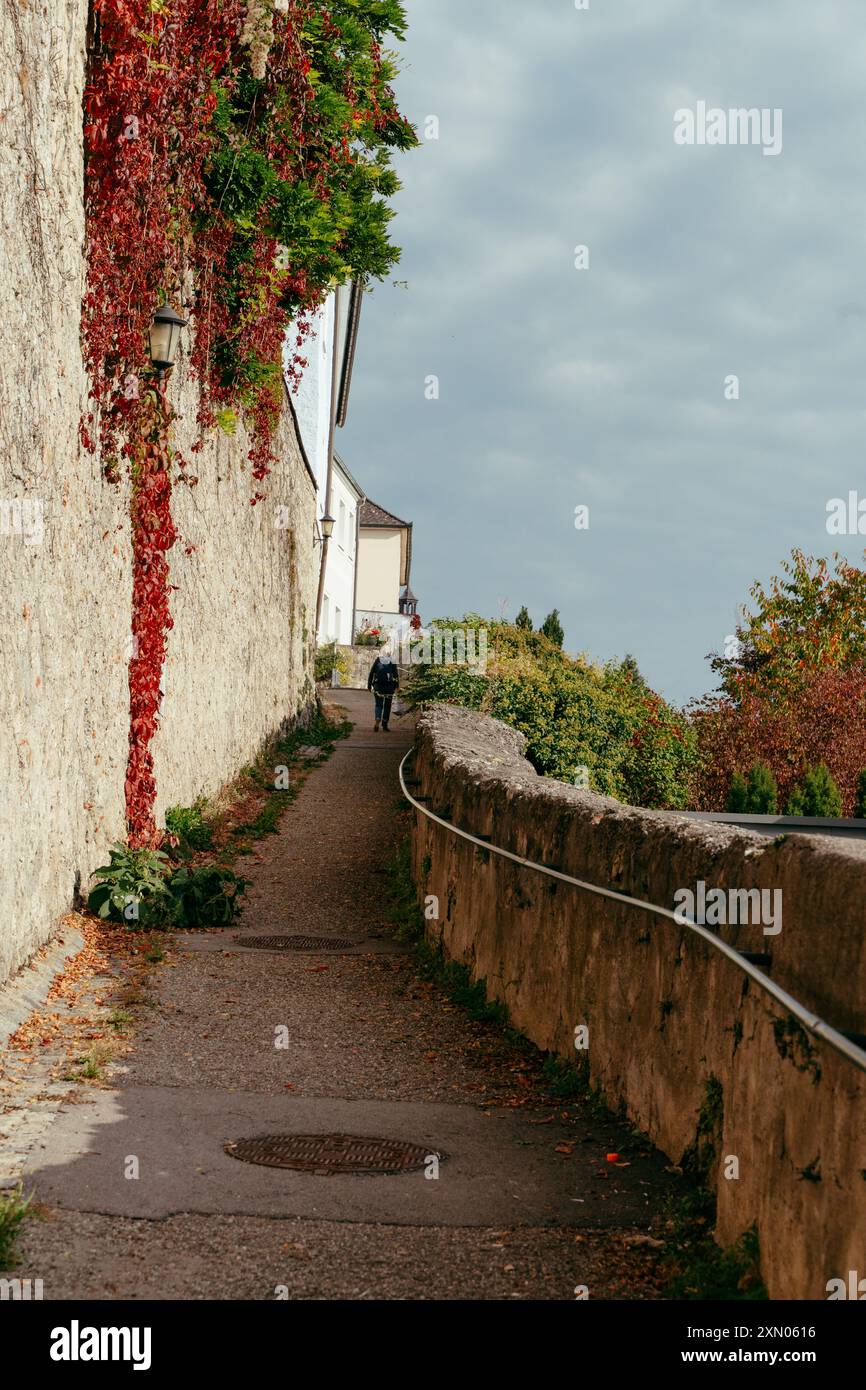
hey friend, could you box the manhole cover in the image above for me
[224,1133,441,1175]
[235,934,359,951]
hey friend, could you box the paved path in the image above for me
[14,689,677,1300]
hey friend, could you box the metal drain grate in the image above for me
[224,1133,441,1175]
[235,934,359,951]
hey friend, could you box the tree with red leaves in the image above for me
[693,549,866,814]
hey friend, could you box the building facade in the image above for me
[355,499,416,642]
[319,455,363,646]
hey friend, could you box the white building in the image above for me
[320,455,363,645]
[285,296,336,500]
[285,281,419,649]
[355,499,418,643]
[284,281,366,646]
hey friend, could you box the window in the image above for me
[334,605,342,641]
[338,500,346,549]
[322,595,330,636]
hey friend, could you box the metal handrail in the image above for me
[398,750,866,1075]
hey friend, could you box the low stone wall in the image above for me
[410,704,866,1300]
[335,644,409,691]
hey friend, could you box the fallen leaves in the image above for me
[620,1233,665,1250]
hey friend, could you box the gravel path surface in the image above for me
[15,689,681,1300]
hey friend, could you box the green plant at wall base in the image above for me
[165,799,214,856]
[166,864,248,928]
[271,714,352,768]
[386,838,428,942]
[87,844,175,927]
[88,844,248,929]
[315,642,350,682]
[681,1077,724,1184]
[541,1054,587,1098]
[107,1008,134,1032]
[855,770,866,818]
[0,1184,34,1270]
[663,1190,766,1301]
[411,939,509,1026]
[232,798,286,838]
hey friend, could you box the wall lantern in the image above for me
[148,303,188,374]
[320,512,335,540]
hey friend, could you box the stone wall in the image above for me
[334,644,409,691]
[0,2,318,985]
[152,371,318,828]
[410,704,866,1300]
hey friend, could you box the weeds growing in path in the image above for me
[0,1184,33,1269]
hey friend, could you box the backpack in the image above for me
[373,660,399,695]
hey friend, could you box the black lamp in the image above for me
[148,303,187,373]
[320,513,335,540]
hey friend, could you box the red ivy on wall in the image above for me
[126,382,176,848]
[81,1,414,845]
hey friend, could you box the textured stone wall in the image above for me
[410,704,866,1300]
[0,0,124,986]
[0,4,318,985]
[334,644,409,690]
[153,370,318,825]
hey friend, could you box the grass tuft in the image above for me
[0,1184,33,1269]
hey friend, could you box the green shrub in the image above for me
[726,771,749,812]
[854,770,866,819]
[165,798,213,856]
[87,844,175,928]
[786,763,842,817]
[0,1184,33,1269]
[746,761,778,814]
[165,864,248,928]
[405,619,698,810]
[515,606,532,631]
[315,641,350,682]
[88,844,248,930]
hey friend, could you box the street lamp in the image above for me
[320,513,335,540]
[148,303,187,375]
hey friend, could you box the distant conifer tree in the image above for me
[786,763,842,817]
[541,609,564,648]
[726,771,749,813]
[746,761,778,814]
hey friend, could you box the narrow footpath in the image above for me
[13,690,679,1300]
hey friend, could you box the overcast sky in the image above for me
[339,0,866,705]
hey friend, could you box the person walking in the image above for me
[368,649,400,732]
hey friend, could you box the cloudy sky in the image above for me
[339,0,866,705]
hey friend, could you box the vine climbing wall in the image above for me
[0,1,319,985]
